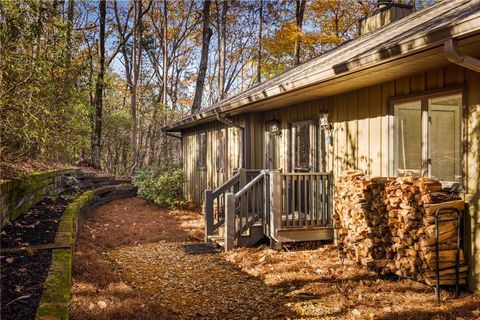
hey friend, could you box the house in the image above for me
[163,0,480,292]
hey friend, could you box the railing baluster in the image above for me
[315,176,321,226]
[304,174,308,226]
[323,174,327,226]
[292,175,296,227]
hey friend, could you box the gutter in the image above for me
[215,109,246,169]
[444,38,480,73]
[165,131,181,139]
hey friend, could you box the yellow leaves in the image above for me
[264,22,300,56]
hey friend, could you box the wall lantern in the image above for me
[269,118,282,136]
[320,114,334,146]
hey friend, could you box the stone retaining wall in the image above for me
[35,185,137,320]
[0,170,75,228]
[1,170,131,229]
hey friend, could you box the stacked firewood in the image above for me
[335,172,467,286]
[384,177,467,285]
[334,170,391,272]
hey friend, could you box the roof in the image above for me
[164,0,480,132]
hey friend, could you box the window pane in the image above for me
[394,101,422,177]
[295,124,310,170]
[428,94,462,182]
[216,130,225,171]
[197,132,207,169]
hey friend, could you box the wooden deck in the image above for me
[204,169,334,251]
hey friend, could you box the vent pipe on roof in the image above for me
[358,1,413,35]
[444,38,480,73]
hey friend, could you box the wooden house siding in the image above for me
[180,65,480,291]
[182,116,243,203]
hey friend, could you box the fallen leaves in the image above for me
[70,197,480,320]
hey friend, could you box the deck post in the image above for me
[204,189,213,242]
[269,170,282,243]
[224,193,235,251]
[239,168,247,219]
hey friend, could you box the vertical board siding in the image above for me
[181,117,242,203]
[180,65,473,204]
[254,65,467,180]
[179,64,479,291]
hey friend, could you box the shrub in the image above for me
[134,167,186,209]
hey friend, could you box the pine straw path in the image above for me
[71,198,480,320]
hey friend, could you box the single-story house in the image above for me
[163,0,480,291]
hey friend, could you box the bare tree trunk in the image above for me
[130,0,144,173]
[257,0,262,83]
[293,0,306,66]
[216,0,227,101]
[91,0,106,169]
[191,0,212,114]
[162,0,168,106]
[66,0,74,60]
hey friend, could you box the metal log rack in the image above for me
[434,207,463,303]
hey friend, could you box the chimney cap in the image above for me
[359,1,413,23]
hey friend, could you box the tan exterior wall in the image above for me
[181,116,243,203]
[180,65,480,291]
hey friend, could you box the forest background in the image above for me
[0,0,434,179]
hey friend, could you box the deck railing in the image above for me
[224,170,269,250]
[205,169,333,249]
[204,169,262,241]
[204,173,240,240]
[279,172,333,228]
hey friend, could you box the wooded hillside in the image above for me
[0,0,434,178]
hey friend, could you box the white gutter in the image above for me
[444,38,480,72]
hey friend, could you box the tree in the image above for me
[191,0,212,114]
[257,0,263,83]
[91,0,106,169]
[293,0,306,66]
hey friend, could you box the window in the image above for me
[393,92,462,183]
[265,121,280,169]
[291,120,315,172]
[216,129,225,172]
[197,132,207,170]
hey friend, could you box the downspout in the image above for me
[215,109,246,169]
[444,38,480,73]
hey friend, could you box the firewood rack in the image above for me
[434,207,463,303]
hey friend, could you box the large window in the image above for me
[216,129,225,172]
[197,132,207,170]
[291,120,315,172]
[393,92,462,183]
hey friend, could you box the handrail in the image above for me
[281,171,332,176]
[234,171,267,198]
[212,173,240,197]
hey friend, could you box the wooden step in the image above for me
[207,235,225,248]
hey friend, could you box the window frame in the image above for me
[197,132,207,171]
[388,85,465,188]
[289,119,317,172]
[216,129,226,172]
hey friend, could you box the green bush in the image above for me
[134,167,186,209]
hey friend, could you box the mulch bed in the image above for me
[0,194,75,320]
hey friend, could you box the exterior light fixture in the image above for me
[320,114,334,146]
[269,118,282,136]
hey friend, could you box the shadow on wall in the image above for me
[465,101,480,292]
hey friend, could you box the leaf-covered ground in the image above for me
[71,197,480,320]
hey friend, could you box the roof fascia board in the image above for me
[164,14,480,132]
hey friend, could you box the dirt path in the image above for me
[71,197,480,320]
